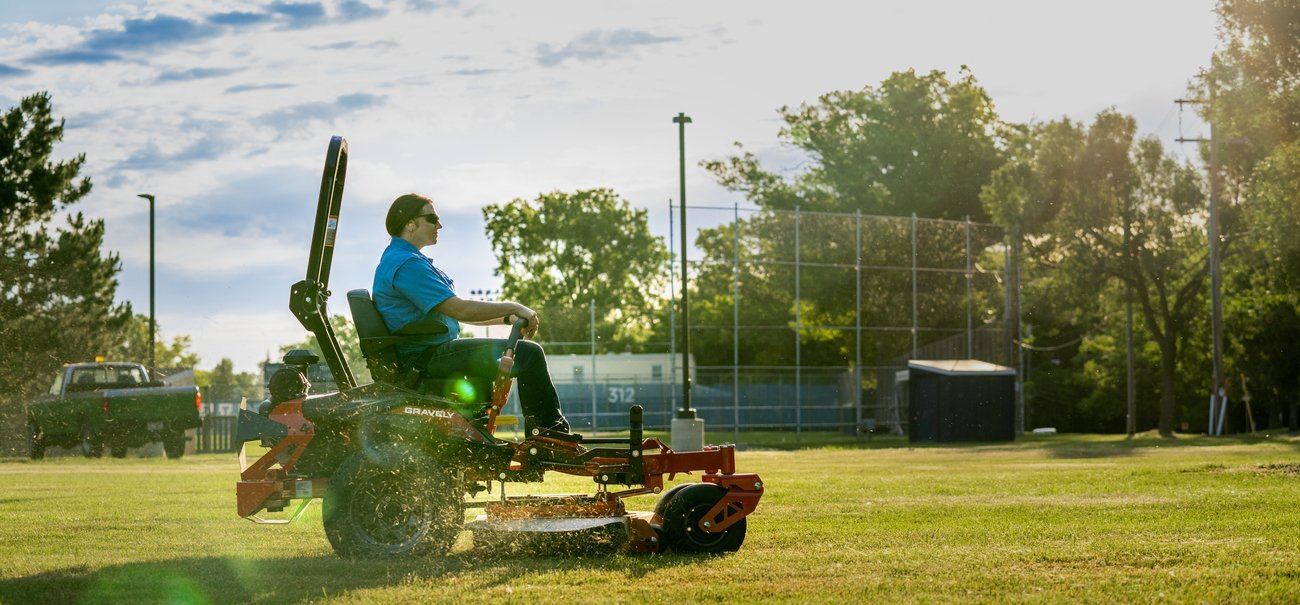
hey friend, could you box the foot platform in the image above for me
[529,426,583,444]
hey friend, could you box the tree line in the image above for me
[477,2,1300,435]
[3,0,1295,436]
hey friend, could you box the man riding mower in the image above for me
[235,137,764,558]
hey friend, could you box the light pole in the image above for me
[137,193,156,377]
[670,112,704,451]
[673,112,693,420]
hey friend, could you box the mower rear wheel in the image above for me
[27,420,45,460]
[661,483,746,554]
[79,420,103,458]
[323,445,463,558]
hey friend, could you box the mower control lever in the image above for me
[496,318,531,376]
[506,317,529,350]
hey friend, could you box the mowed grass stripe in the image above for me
[0,433,1297,604]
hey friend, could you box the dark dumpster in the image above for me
[908,359,1015,443]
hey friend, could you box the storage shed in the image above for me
[907,359,1016,443]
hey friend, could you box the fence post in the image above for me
[911,213,918,359]
[794,206,802,441]
[966,215,973,359]
[855,209,863,439]
[668,199,677,415]
[733,202,740,439]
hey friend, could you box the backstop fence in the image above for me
[530,204,1017,438]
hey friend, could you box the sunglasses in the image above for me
[413,213,440,225]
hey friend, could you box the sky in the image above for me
[0,0,1218,374]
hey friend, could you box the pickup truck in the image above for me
[26,362,202,459]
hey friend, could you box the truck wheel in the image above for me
[661,483,746,554]
[79,420,103,458]
[323,445,463,558]
[28,420,45,460]
[110,444,129,458]
[163,431,186,459]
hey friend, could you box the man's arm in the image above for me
[434,297,539,336]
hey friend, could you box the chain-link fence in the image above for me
[519,204,1016,437]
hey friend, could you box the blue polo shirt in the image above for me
[373,238,460,355]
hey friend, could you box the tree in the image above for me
[482,188,669,350]
[0,92,131,397]
[704,67,1007,220]
[983,111,1210,437]
[194,358,261,403]
[1201,0,1300,428]
[113,313,201,371]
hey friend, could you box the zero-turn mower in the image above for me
[235,136,764,558]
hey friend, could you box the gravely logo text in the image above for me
[403,406,454,419]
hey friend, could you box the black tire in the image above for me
[79,420,103,458]
[323,445,463,558]
[661,483,746,554]
[163,431,186,459]
[28,420,45,460]
[110,444,129,458]
[653,483,694,518]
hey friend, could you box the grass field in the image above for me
[1,432,1298,604]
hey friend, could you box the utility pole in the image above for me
[1177,74,1224,435]
[137,193,156,377]
[671,112,704,451]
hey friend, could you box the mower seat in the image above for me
[346,289,491,403]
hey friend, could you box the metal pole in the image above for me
[795,207,802,441]
[590,299,597,435]
[1016,242,1024,435]
[855,209,863,439]
[1004,227,1014,367]
[911,213,918,359]
[673,112,694,419]
[137,193,156,377]
[668,199,677,412]
[966,216,973,359]
[733,202,740,441]
[1209,81,1225,435]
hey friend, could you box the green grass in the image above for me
[1,433,1298,604]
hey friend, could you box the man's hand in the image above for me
[508,304,540,339]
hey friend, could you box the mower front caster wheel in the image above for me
[661,483,746,554]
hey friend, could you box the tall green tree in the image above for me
[483,188,669,350]
[0,92,131,396]
[194,358,261,403]
[983,111,1210,437]
[704,67,1007,220]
